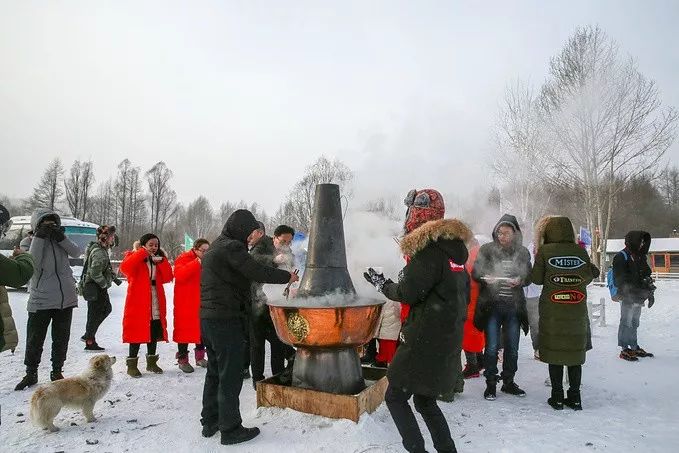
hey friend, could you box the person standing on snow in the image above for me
[365,189,471,453]
[199,210,297,446]
[173,238,210,373]
[15,209,82,390]
[1,204,34,355]
[613,230,656,361]
[531,216,597,411]
[121,233,174,377]
[80,225,119,351]
[472,214,531,401]
[462,237,485,378]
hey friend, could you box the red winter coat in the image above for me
[120,249,173,344]
[462,245,485,352]
[172,250,202,344]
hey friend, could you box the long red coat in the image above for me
[120,248,173,344]
[462,245,485,352]
[172,250,202,344]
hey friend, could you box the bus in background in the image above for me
[0,215,98,271]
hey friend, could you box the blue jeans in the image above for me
[618,302,642,349]
[483,308,520,382]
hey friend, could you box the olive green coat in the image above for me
[0,253,34,352]
[531,216,595,366]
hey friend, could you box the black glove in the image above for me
[647,292,655,308]
[50,225,66,242]
[35,224,52,239]
[113,277,123,286]
[363,267,393,293]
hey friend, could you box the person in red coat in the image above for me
[121,233,174,378]
[462,239,486,378]
[173,238,210,373]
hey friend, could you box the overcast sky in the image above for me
[1,0,678,214]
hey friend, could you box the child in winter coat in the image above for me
[173,238,210,373]
[374,300,401,366]
[121,233,174,377]
[531,216,597,411]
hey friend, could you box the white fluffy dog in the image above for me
[30,354,116,432]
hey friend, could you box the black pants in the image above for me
[250,315,295,382]
[201,317,246,433]
[129,342,157,357]
[24,308,74,373]
[178,343,205,355]
[385,384,457,453]
[128,319,162,357]
[84,287,112,341]
[548,364,582,391]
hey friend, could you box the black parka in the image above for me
[383,219,472,398]
[200,210,290,320]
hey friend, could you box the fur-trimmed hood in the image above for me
[400,218,473,258]
[534,215,575,247]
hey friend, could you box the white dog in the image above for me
[30,354,116,432]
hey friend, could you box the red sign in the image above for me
[448,260,465,273]
[550,290,586,304]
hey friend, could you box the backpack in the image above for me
[607,250,629,302]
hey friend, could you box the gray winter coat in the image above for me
[27,209,81,313]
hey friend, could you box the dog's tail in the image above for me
[30,386,53,428]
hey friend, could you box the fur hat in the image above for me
[403,189,445,234]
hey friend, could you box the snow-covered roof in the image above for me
[606,238,679,253]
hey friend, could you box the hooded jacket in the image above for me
[530,216,596,366]
[1,253,33,352]
[472,214,531,333]
[200,210,291,320]
[612,231,653,303]
[83,241,114,289]
[27,209,82,312]
[382,219,472,397]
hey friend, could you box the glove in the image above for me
[113,277,123,286]
[35,224,52,239]
[647,292,655,308]
[50,225,66,242]
[363,267,393,293]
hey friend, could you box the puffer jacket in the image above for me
[1,253,34,352]
[84,241,114,289]
[375,300,401,341]
[382,219,473,398]
[27,209,82,313]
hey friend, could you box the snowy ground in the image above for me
[1,282,678,453]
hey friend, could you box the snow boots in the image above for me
[85,339,105,351]
[14,371,38,391]
[177,352,195,373]
[202,423,219,438]
[220,425,261,445]
[195,348,208,367]
[564,389,582,411]
[501,379,526,397]
[146,354,163,374]
[50,370,64,381]
[548,389,564,410]
[620,348,639,361]
[127,357,142,378]
[484,379,497,401]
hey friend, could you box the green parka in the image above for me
[1,253,34,352]
[531,216,596,366]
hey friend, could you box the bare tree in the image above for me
[493,80,553,229]
[89,178,116,226]
[184,196,215,239]
[64,160,95,219]
[278,156,353,233]
[658,166,679,207]
[363,197,400,221]
[146,161,178,235]
[26,158,64,212]
[540,25,678,269]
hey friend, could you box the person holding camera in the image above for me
[15,209,82,391]
[120,233,174,377]
[613,230,656,361]
[80,225,120,351]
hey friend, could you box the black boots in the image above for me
[221,425,261,445]
[484,379,497,401]
[564,389,582,411]
[202,423,219,438]
[50,370,64,381]
[501,379,526,397]
[548,389,564,410]
[85,340,105,351]
[14,371,38,391]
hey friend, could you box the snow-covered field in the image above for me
[1,282,678,453]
